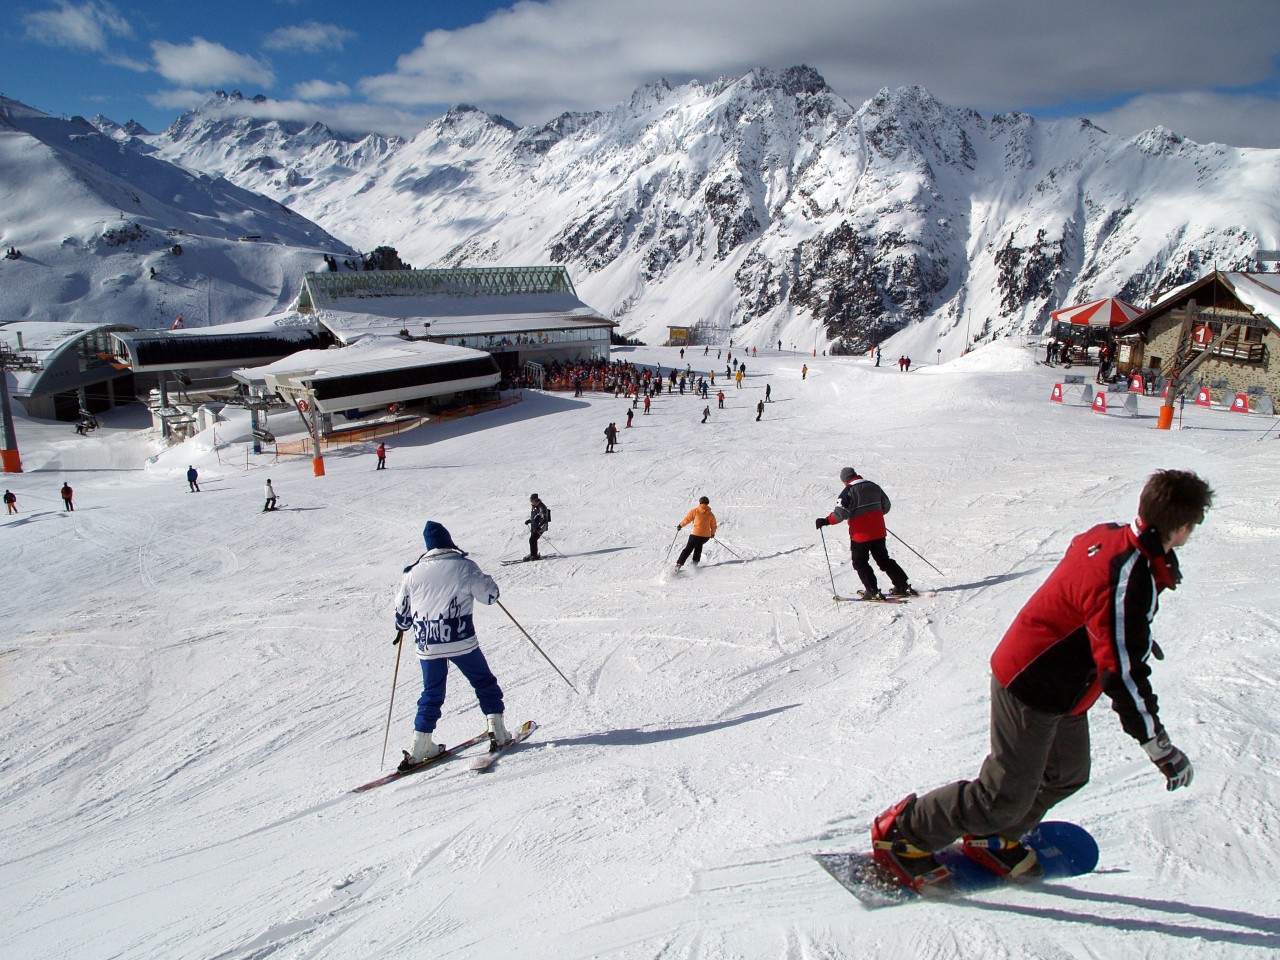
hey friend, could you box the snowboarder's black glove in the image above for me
[1143,732,1193,791]
[524,519,530,525]
[815,517,830,529]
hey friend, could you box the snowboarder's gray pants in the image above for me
[901,676,1090,849]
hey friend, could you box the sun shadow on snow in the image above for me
[705,545,809,567]
[959,884,1280,949]
[930,569,1042,593]
[535,704,799,749]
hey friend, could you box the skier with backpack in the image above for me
[524,494,551,561]
[869,469,1212,892]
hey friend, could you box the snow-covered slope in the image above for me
[136,69,1280,352]
[2,342,1277,959]
[0,96,354,329]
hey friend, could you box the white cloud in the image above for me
[146,88,210,111]
[1088,92,1280,149]
[264,21,356,54]
[355,0,1280,145]
[22,0,131,53]
[152,38,275,89]
[183,92,427,139]
[292,79,352,100]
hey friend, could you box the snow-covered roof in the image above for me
[235,338,501,412]
[0,319,133,355]
[300,266,613,345]
[1226,272,1280,324]
[316,293,612,344]
[243,338,486,380]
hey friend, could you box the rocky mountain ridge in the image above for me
[104,69,1280,351]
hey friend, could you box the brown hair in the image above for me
[1138,469,1213,534]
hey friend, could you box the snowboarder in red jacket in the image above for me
[870,469,1212,892]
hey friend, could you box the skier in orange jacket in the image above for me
[674,496,717,570]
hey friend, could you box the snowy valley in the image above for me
[2,343,1278,959]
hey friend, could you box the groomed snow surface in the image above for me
[3,342,1278,959]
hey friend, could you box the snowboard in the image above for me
[814,821,1098,909]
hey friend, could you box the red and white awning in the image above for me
[1050,297,1142,328]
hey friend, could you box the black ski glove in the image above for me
[524,519,531,525]
[1143,732,1193,791]
[815,517,830,529]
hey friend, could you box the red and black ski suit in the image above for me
[826,477,910,595]
[991,520,1178,744]
[899,520,1180,850]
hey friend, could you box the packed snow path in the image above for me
[2,343,1278,959]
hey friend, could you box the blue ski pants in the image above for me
[414,647,505,733]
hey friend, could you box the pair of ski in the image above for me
[833,592,924,605]
[351,720,537,793]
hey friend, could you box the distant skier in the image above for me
[376,442,387,470]
[869,470,1212,893]
[765,383,772,402]
[643,394,651,415]
[604,422,618,453]
[3,489,16,514]
[60,482,74,512]
[802,364,808,380]
[263,479,278,512]
[702,405,710,424]
[717,390,725,409]
[875,347,882,367]
[186,465,200,492]
[394,520,510,770]
[814,467,914,600]
[904,356,912,372]
[674,496,717,570]
[626,408,634,428]
[756,400,764,421]
[524,493,551,561]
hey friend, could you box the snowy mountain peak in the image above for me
[101,68,1280,352]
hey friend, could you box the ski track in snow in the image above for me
[2,343,1279,959]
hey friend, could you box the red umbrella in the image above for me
[1050,297,1141,328]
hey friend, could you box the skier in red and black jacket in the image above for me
[870,468,1213,892]
[815,466,915,600]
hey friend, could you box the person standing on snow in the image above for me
[765,383,772,402]
[870,470,1212,892]
[394,520,511,770]
[702,405,710,424]
[60,482,74,512]
[524,493,551,561]
[376,442,387,470]
[815,466,915,600]
[643,394,651,415]
[263,479,278,512]
[4,489,16,514]
[187,466,200,492]
[604,422,618,453]
[802,364,808,380]
[674,496,717,570]
[756,400,764,421]
[626,408,634,428]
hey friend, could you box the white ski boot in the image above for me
[399,730,443,771]
[486,713,512,749]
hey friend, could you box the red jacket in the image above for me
[826,477,890,542]
[991,521,1179,743]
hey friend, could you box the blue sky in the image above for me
[5,0,1279,146]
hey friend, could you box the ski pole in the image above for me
[496,599,580,694]
[713,537,742,559]
[1258,415,1280,442]
[380,630,405,769]
[819,527,838,600]
[541,536,564,557]
[664,528,681,560]
[887,528,946,577]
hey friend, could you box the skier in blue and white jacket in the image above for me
[394,520,511,769]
